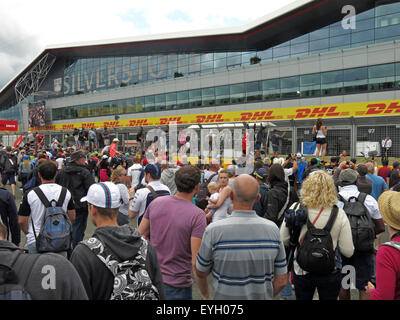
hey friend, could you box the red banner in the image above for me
[14,134,24,148]
[0,120,18,132]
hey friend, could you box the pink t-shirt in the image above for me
[370,235,400,300]
[144,195,207,287]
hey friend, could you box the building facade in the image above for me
[0,0,400,157]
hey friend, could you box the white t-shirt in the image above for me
[127,163,143,188]
[208,192,219,207]
[130,180,170,223]
[19,183,74,245]
[284,168,293,182]
[56,158,64,170]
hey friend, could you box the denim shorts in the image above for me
[341,252,374,291]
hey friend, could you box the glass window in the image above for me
[144,95,155,112]
[202,87,215,107]
[396,62,400,88]
[154,94,166,111]
[351,29,374,44]
[201,60,213,74]
[330,22,351,37]
[188,54,201,74]
[201,53,213,62]
[330,34,351,48]
[356,18,375,31]
[343,67,368,93]
[166,92,177,110]
[375,2,400,17]
[309,38,329,52]
[368,64,395,91]
[177,91,189,109]
[375,24,400,40]
[214,57,226,71]
[273,46,290,58]
[291,42,309,55]
[189,89,202,108]
[135,96,144,112]
[262,79,280,100]
[357,8,375,21]
[321,70,344,95]
[246,81,262,102]
[215,85,230,105]
[310,28,329,41]
[300,73,321,97]
[227,53,241,66]
[230,83,245,104]
[126,98,136,113]
[280,76,300,98]
[257,49,272,61]
[376,13,400,28]
[290,34,309,45]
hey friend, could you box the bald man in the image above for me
[195,174,288,300]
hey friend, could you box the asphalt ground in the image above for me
[10,179,389,301]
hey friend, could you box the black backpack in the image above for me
[338,193,375,253]
[296,206,338,275]
[0,249,40,300]
[195,173,217,210]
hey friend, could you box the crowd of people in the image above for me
[0,123,399,301]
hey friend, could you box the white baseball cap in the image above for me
[80,182,121,209]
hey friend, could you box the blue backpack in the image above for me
[32,187,72,253]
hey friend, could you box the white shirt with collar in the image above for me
[337,185,382,220]
[130,180,170,221]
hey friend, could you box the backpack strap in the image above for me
[323,205,338,233]
[56,187,68,207]
[277,182,291,222]
[147,185,158,200]
[205,173,217,185]
[33,187,51,208]
[357,192,368,204]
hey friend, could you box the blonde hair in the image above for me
[300,170,338,209]
[207,182,219,192]
[111,165,126,183]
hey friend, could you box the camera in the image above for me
[346,161,350,165]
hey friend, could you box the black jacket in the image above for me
[3,154,18,174]
[0,188,20,245]
[263,181,299,228]
[70,225,165,300]
[55,162,94,209]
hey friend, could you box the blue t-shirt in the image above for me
[366,174,388,201]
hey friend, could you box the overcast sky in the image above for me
[0,0,297,90]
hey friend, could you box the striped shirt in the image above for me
[196,210,287,300]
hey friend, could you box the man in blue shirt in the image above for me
[365,161,388,201]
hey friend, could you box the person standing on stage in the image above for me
[312,119,328,163]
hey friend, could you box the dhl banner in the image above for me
[30,99,400,131]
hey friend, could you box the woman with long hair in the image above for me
[312,119,328,162]
[280,170,354,300]
[111,165,131,226]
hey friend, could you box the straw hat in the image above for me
[378,191,400,230]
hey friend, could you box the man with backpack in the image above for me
[337,168,386,300]
[70,181,165,300]
[1,146,18,197]
[56,150,95,248]
[0,221,88,300]
[18,161,75,256]
[129,164,170,227]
